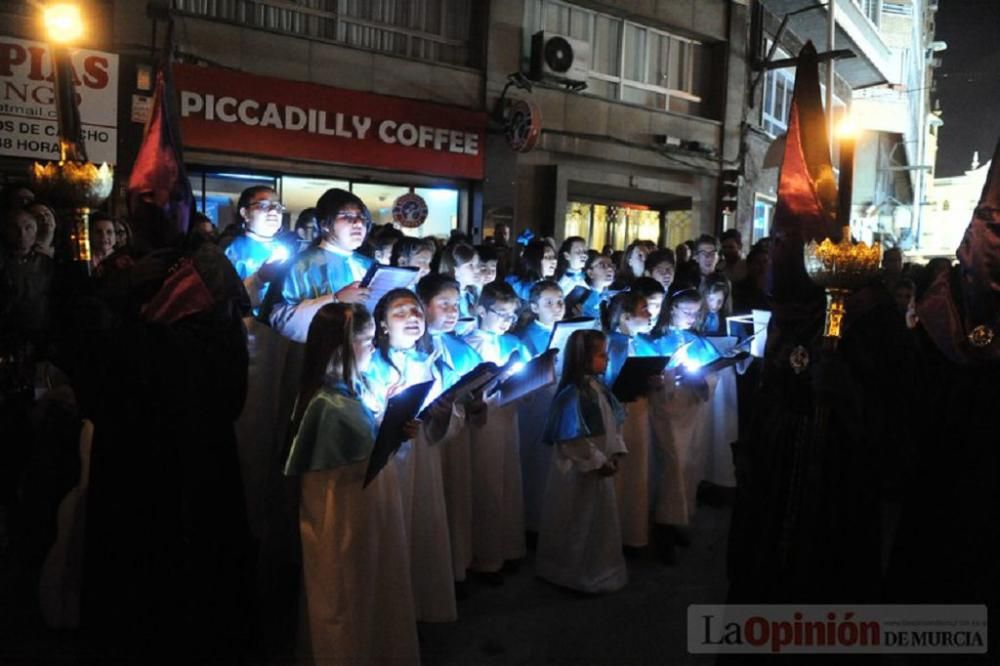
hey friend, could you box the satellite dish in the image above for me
[544,36,574,73]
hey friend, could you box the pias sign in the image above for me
[392,192,429,228]
[0,36,118,164]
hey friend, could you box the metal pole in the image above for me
[827,0,836,149]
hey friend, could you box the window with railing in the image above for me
[881,2,912,16]
[172,0,482,68]
[854,0,882,27]
[761,42,794,137]
[529,0,710,117]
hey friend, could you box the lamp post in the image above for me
[29,3,113,270]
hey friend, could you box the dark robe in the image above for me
[886,279,1000,664]
[77,241,252,664]
[727,283,917,605]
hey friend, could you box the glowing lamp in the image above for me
[43,4,84,44]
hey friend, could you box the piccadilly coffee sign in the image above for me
[175,64,486,180]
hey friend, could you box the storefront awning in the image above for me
[761,0,893,89]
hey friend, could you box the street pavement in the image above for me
[419,504,732,666]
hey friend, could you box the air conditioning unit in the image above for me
[530,31,591,85]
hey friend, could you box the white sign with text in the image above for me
[0,35,118,164]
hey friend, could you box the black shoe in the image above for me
[472,570,505,586]
[654,525,677,566]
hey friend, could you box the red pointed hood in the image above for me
[767,41,842,309]
[918,136,1000,364]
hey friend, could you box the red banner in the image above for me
[173,64,486,180]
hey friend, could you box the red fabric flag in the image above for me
[767,42,841,309]
[127,64,193,249]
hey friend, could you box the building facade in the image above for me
[0,0,936,254]
[744,0,939,251]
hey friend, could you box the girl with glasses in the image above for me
[462,281,530,582]
[221,186,297,316]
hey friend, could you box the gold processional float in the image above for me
[803,117,883,344]
[29,4,114,269]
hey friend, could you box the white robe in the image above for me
[234,318,303,539]
[536,380,628,594]
[615,396,652,548]
[699,366,739,488]
[518,383,557,533]
[469,394,526,571]
[648,375,715,527]
[299,461,420,665]
[381,356,459,623]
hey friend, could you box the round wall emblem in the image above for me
[392,192,428,228]
[505,98,542,153]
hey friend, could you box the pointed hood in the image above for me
[918,136,1000,364]
[127,61,194,250]
[767,41,842,309]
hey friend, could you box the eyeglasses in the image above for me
[335,211,367,224]
[250,201,286,213]
[486,306,518,322]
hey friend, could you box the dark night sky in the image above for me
[934,0,1000,176]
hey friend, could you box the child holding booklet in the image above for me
[537,329,628,594]
[365,288,460,622]
[284,303,419,664]
[603,291,657,551]
[515,279,566,532]
[417,274,485,585]
[463,281,528,579]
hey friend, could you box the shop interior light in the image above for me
[43,4,84,44]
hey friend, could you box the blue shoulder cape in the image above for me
[516,320,552,359]
[543,378,625,445]
[284,383,377,475]
[279,245,373,306]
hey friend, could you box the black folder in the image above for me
[546,316,598,351]
[611,356,671,403]
[364,380,434,488]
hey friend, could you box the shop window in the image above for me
[190,170,279,230]
[568,200,666,251]
[529,0,708,118]
[752,194,776,244]
[665,210,693,249]
[283,175,350,226]
[352,182,458,240]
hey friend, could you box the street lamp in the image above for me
[30,2,113,269]
[43,4,85,44]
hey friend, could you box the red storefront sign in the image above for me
[173,64,486,180]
